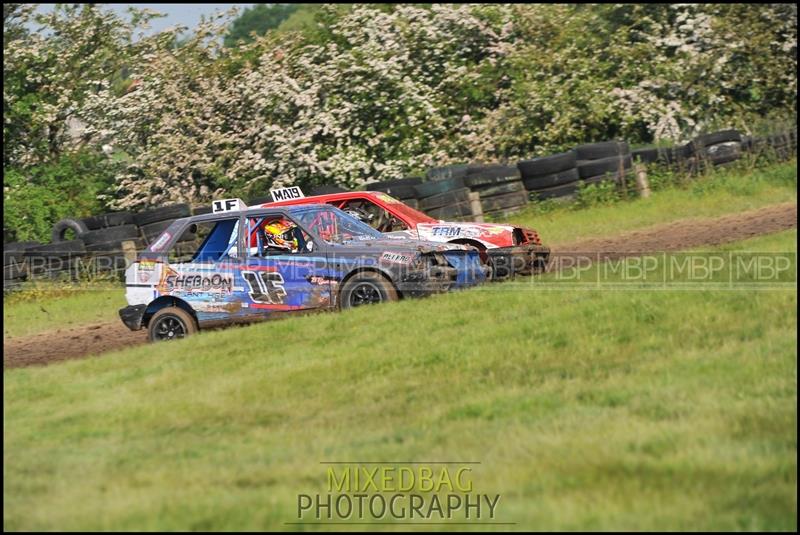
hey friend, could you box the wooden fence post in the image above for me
[634,163,651,198]
[468,191,484,222]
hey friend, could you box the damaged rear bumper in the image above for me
[487,244,551,279]
[119,304,147,331]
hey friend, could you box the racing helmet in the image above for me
[262,219,298,252]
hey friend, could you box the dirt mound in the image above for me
[4,202,797,370]
[550,202,797,263]
[4,322,146,369]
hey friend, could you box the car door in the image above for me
[242,211,334,313]
[158,216,244,326]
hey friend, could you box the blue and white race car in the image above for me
[120,198,489,341]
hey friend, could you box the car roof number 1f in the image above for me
[213,198,247,213]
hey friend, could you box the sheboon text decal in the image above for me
[165,273,233,293]
[243,271,287,304]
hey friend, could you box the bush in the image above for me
[3,151,115,243]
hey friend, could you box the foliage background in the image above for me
[3,3,797,240]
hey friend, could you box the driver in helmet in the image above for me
[258,218,300,253]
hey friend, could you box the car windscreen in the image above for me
[292,206,384,244]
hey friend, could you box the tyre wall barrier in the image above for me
[3,129,796,291]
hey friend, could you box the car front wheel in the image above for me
[148,306,198,342]
[339,272,398,309]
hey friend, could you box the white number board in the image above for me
[269,187,305,202]
[212,198,247,213]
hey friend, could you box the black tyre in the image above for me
[25,240,86,257]
[419,187,472,211]
[339,271,398,309]
[82,211,135,230]
[575,141,629,160]
[517,151,577,178]
[476,180,525,198]
[704,142,741,165]
[414,176,465,199]
[192,205,214,215]
[530,182,580,201]
[693,129,741,149]
[480,191,528,212]
[365,177,422,190]
[84,238,146,254]
[577,155,632,179]
[426,202,474,220]
[426,164,469,181]
[464,172,521,189]
[4,263,26,281]
[464,164,520,180]
[148,306,198,342]
[522,168,579,191]
[52,218,89,243]
[134,204,191,227]
[4,241,40,265]
[631,147,660,164]
[79,225,140,246]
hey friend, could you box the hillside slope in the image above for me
[3,230,796,530]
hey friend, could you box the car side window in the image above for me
[168,219,239,264]
[338,198,407,232]
[246,215,313,256]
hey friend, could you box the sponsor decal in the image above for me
[243,270,287,304]
[137,260,157,283]
[164,272,233,293]
[431,226,463,238]
[150,232,172,252]
[308,275,339,286]
[380,252,413,264]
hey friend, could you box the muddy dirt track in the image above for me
[4,202,797,370]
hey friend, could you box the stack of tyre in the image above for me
[690,129,743,170]
[631,144,693,169]
[3,241,39,291]
[67,212,142,275]
[365,178,422,209]
[749,130,798,160]
[517,150,579,201]
[415,165,475,221]
[23,239,86,281]
[462,164,527,218]
[575,141,632,189]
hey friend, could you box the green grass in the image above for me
[3,286,124,338]
[496,159,797,245]
[4,230,796,531]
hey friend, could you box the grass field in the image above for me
[3,285,123,338]
[3,160,796,340]
[4,230,796,531]
[498,159,797,244]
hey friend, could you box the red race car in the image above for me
[260,189,549,278]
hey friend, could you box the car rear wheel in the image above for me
[148,306,198,342]
[340,272,398,309]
